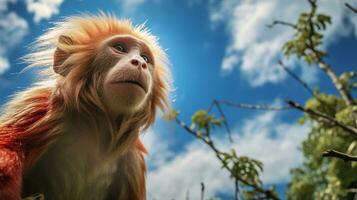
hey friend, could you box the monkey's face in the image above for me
[99,35,155,115]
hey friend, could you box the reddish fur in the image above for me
[0,148,23,200]
[0,93,148,200]
[0,14,171,200]
[0,91,52,199]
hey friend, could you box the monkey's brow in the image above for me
[107,35,154,58]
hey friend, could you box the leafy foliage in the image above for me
[284,2,357,198]
[339,71,357,93]
[166,109,279,199]
[163,108,179,121]
[167,1,357,199]
[191,110,224,137]
[287,92,357,199]
[220,151,263,187]
[283,1,331,64]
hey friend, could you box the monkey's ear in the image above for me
[53,35,73,76]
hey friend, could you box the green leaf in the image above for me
[163,109,179,121]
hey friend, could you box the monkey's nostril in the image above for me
[142,63,147,69]
[131,59,139,66]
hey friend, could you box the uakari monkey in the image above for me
[0,14,171,200]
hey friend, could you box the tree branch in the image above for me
[175,118,280,200]
[267,20,297,29]
[200,182,205,200]
[317,60,355,106]
[208,100,233,142]
[345,3,357,14]
[278,60,315,96]
[278,60,336,109]
[218,100,291,111]
[208,100,291,143]
[304,0,355,106]
[322,149,357,162]
[235,179,240,200]
[286,100,357,137]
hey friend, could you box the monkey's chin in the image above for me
[103,83,147,115]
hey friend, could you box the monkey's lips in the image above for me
[111,80,147,93]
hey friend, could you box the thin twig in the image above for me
[219,100,292,111]
[267,20,297,29]
[278,60,315,96]
[207,101,215,113]
[235,179,240,200]
[345,3,357,14]
[175,118,281,200]
[322,149,357,162]
[208,100,233,142]
[278,60,333,108]
[286,100,357,137]
[200,182,205,200]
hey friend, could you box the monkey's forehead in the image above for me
[58,16,155,43]
[102,34,152,52]
[48,14,167,62]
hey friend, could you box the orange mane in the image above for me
[0,13,171,200]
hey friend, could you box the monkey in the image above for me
[0,13,171,200]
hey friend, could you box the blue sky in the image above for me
[0,0,356,199]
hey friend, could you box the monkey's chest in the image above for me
[22,137,119,200]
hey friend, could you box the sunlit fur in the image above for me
[0,13,171,200]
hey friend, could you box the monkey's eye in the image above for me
[141,54,150,63]
[112,44,126,53]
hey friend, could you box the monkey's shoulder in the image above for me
[22,134,142,200]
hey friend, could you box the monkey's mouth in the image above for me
[112,80,147,93]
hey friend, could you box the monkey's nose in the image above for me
[131,59,147,69]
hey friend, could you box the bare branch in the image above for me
[267,20,297,29]
[317,60,355,106]
[219,100,292,111]
[208,100,233,142]
[235,179,240,200]
[322,149,357,162]
[278,60,315,96]
[345,3,357,14]
[286,100,357,137]
[278,60,335,109]
[175,118,281,200]
[200,182,205,200]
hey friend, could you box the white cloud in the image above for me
[119,0,146,14]
[0,0,64,74]
[0,57,10,74]
[25,0,64,23]
[144,111,310,199]
[141,128,174,169]
[0,0,17,11]
[222,51,240,71]
[0,12,28,51]
[0,12,28,74]
[229,112,309,183]
[210,0,357,86]
[147,144,230,200]
[300,64,319,85]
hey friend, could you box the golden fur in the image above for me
[0,13,171,200]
